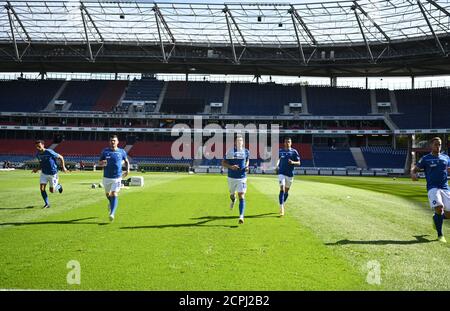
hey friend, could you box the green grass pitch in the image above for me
[1,170,450,290]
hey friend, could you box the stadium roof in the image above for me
[0,0,449,76]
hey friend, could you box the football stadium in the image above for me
[1,0,450,295]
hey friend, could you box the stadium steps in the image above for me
[222,83,231,114]
[383,114,399,131]
[350,147,367,169]
[43,81,69,112]
[154,81,168,113]
[389,90,398,113]
[300,85,309,114]
[370,89,377,113]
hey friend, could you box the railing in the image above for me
[0,72,449,90]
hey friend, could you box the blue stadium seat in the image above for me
[312,147,357,167]
[306,86,371,116]
[361,146,406,169]
[0,80,63,112]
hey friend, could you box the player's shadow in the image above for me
[120,213,278,230]
[0,206,34,210]
[0,217,108,227]
[191,212,278,221]
[325,235,433,246]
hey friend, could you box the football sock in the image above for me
[55,184,61,191]
[41,190,49,205]
[279,191,284,205]
[433,213,444,237]
[110,196,118,216]
[230,194,236,203]
[284,192,289,203]
[239,198,245,218]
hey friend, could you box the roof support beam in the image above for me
[80,3,104,43]
[6,1,31,42]
[223,7,238,64]
[224,5,246,47]
[417,0,446,56]
[425,0,450,17]
[153,4,176,44]
[288,8,306,64]
[352,5,374,63]
[5,1,31,62]
[353,1,391,43]
[153,4,175,63]
[154,7,167,63]
[6,7,19,61]
[289,5,317,46]
[80,5,94,62]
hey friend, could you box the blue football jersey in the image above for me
[278,148,300,177]
[99,148,128,179]
[417,153,449,191]
[225,147,250,179]
[36,149,60,175]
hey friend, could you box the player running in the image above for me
[411,137,450,243]
[276,137,301,216]
[99,135,130,222]
[222,135,250,224]
[33,140,67,208]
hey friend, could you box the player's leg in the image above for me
[53,173,63,194]
[237,179,247,224]
[49,174,62,194]
[429,188,446,242]
[40,183,50,208]
[434,206,446,242]
[284,177,293,203]
[108,178,122,221]
[40,174,50,208]
[278,175,286,216]
[441,189,450,220]
[228,178,237,210]
[103,178,113,215]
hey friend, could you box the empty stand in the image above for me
[93,80,128,112]
[306,86,371,115]
[391,88,432,129]
[312,147,357,167]
[0,80,63,112]
[361,146,406,169]
[123,78,164,102]
[160,81,225,114]
[0,139,52,155]
[58,80,108,111]
[228,83,301,115]
[54,140,126,156]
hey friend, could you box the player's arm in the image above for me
[288,158,301,166]
[57,154,68,172]
[221,159,239,170]
[447,158,450,174]
[32,162,40,173]
[122,157,130,178]
[98,152,107,167]
[288,152,301,166]
[410,165,420,181]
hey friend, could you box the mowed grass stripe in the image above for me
[0,173,368,290]
[252,176,450,290]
